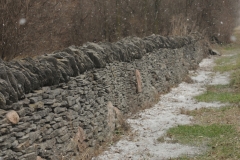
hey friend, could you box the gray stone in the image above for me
[15,132,25,138]
[0,135,9,143]
[52,123,60,129]
[45,128,53,135]
[54,107,66,114]
[209,49,221,56]
[73,104,81,112]
[43,99,56,105]
[0,128,9,134]
[45,113,55,122]
[52,102,62,108]
[60,133,70,143]
[29,97,39,104]
[29,101,44,110]
[42,86,51,93]
[54,117,63,122]
[11,103,22,110]
[22,98,30,105]
[12,140,19,148]
[37,108,50,117]
[18,134,29,143]
[67,96,76,106]
[33,114,41,120]
[29,131,40,143]
[25,93,33,98]
[42,93,49,99]
[20,152,37,160]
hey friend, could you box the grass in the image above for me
[166,124,236,146]
[195,41,240,103]
[165,106,240,160]
[195,90,240,103]
[214,54,240,73]
[161,30,240,160]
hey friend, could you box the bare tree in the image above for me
[0,0,239,60]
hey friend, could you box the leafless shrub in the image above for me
[0,0,239,61]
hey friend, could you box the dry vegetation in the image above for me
[163,28,240,159]
[0,0,239,60]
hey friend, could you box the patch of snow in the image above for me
[93,56,228,160]
[209,72,230,85]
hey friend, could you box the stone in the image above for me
[25,93,33,98]
[29,131,40,143]
[113,107,124,129]
[6,110,20,124]
[67,96,76,106]
[17,108,28,117]
[107,101,116,134]
[21,152,37,160]
[45,128,53,135]
[29,97,39,104]
[36,156,44,160]
[0,92,6,107]
[15,132,25,138]
[40,138,56,150]
[0,128,9,134]
[29,101,44,110]
[11,103,22,110]
[33,114,41,120]
[74,127,87,153]
[12,140,19,148]
[60,133,70,142]
[209,49,221,56]
[73,104,81,112]
[43,99,56,105]
[0,135,9,143]
[45,113,55,122]
[135,69,142,93]
[22,98,30,106]
[42,93,49,99]
[52,103,62,108]
[54,107,66,114]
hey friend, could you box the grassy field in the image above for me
[161,30,240,160]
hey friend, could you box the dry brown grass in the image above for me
[183,75,194,84]
[189,106,240,126]
[171,35,240,159]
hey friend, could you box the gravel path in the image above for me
[93,56,230,160]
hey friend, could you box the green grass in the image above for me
[167,124,235,145]
[214,54,240,73]
[165,104,240,160]
[195,91,240,103]
[196,49,240,104]
[166,124,240,160]
[164,35,240,159]
[230,70,240,88]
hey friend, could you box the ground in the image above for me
[92,51,234,160]
[93,27,240,160]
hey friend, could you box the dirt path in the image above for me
[93,56,230,160]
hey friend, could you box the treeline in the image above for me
[0,0,239,60]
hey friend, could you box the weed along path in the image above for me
[93,55,229,160]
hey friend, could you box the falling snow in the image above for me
[19,18,27,25]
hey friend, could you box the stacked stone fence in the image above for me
[0,34,209,160]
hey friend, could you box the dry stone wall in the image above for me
[0,34,209,160]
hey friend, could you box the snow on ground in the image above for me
[93,56,230,160]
